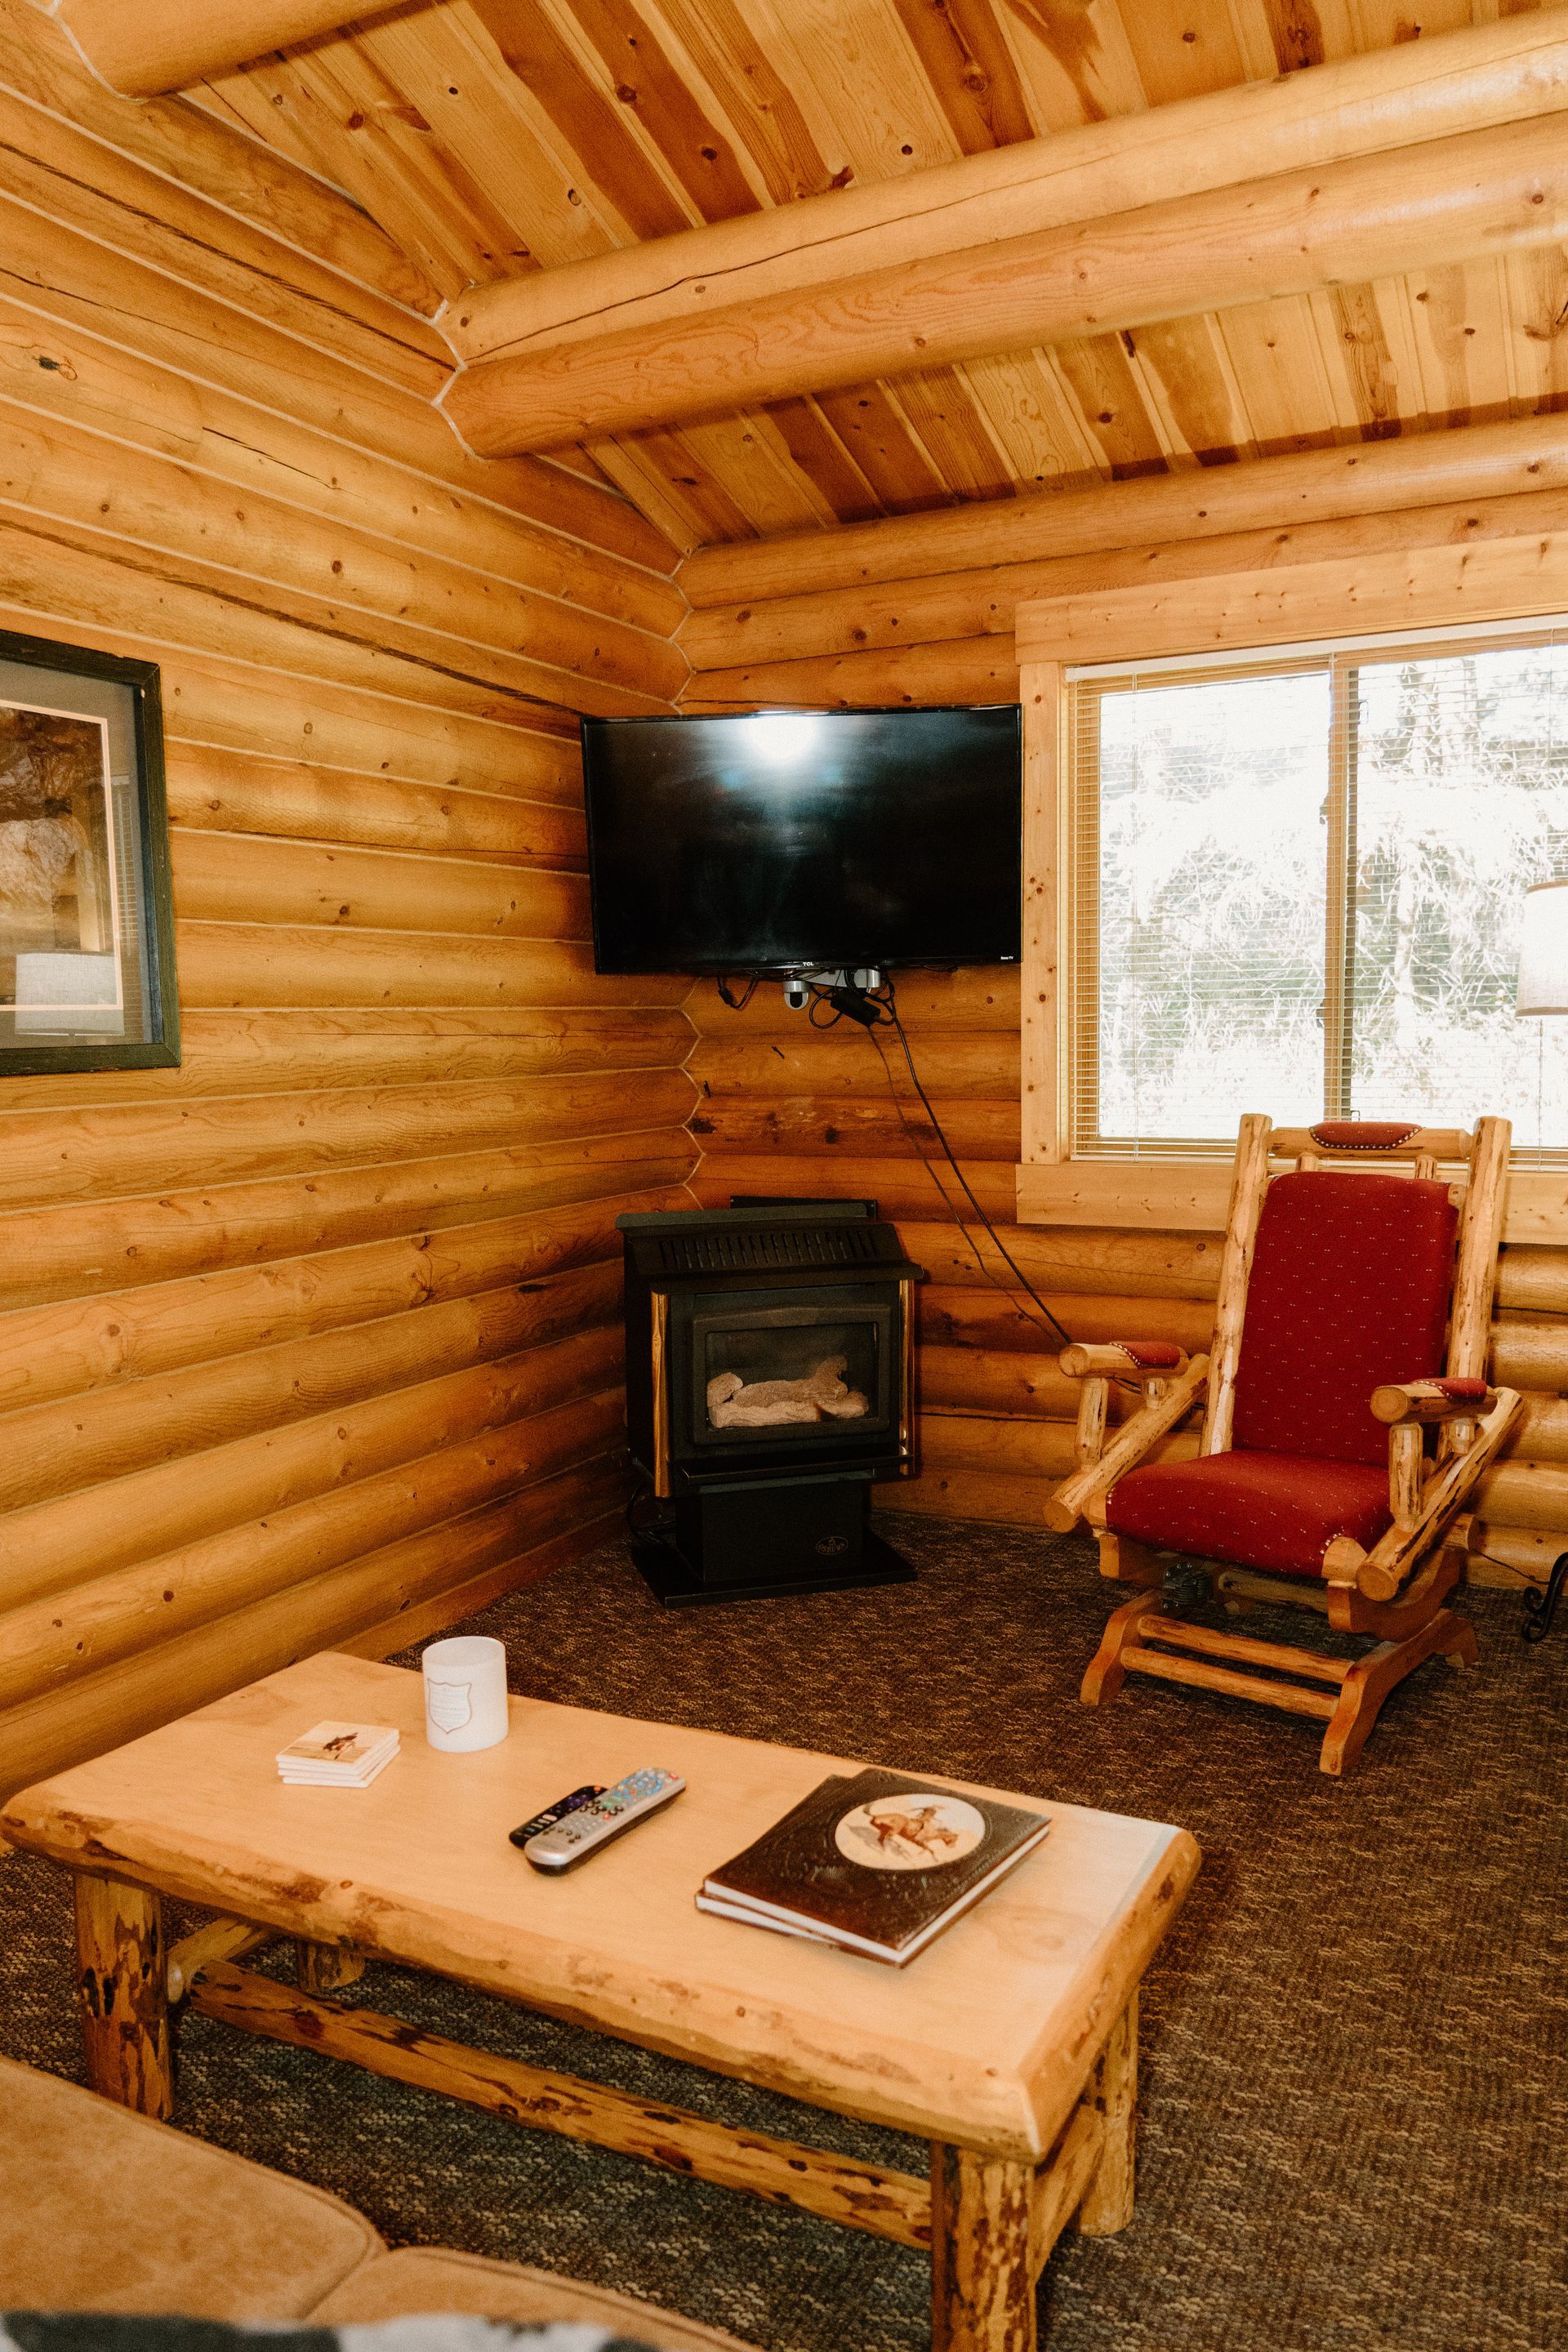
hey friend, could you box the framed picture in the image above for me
[0,626,178,1076]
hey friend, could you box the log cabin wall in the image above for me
[0,4,699,1794]
[678,491,1568,1595]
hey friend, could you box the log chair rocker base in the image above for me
[1049,1116,1521,1775]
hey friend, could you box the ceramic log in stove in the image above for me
[619,1201,924,1606]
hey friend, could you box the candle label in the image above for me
[426,1679,473,1731]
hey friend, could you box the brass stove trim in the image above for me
[650,1290,672,1499]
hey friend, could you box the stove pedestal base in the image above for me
[631,1477,915,1608]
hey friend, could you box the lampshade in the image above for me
[1517,880,1568,1016]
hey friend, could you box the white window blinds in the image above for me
[1066,624,1568,1163]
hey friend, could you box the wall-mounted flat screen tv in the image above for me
[581,705,1022,975]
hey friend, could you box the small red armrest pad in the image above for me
[1114,1341,1185,1370]
[1434,1377,1491,1402]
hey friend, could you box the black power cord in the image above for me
[794,973,1073,1352]
[626,1474,679,1553]
[710,970,1077,1354]
[1522,1549,1566,1642]
[870,980,1075,1353]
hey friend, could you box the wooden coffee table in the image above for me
[2,1652,1199,2352]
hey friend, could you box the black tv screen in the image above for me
[581,705,1022,975]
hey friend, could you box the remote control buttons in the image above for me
[521,1767,685,1872]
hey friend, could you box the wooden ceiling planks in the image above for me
[180,0,1568,547]
[1510,246,1568,417]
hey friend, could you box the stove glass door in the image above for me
[687,1295,892,1449]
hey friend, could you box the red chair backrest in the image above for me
[1232,1170,1459,1465]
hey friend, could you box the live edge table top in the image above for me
[2,1652,1199,2163]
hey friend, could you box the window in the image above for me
[1067,626,1568,1162]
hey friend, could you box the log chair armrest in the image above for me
[1057,1344,1192,1489]
[1059,1343,1189,1381]
[1045,1353,1210,1535]
[1370,1377,1498,1425]
[1324,1388,1524,1600]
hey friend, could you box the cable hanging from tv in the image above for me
[719,969,1073,1353]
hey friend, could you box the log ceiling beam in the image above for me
[445,113,1568,458]
[54,0,384,98]
[447,15,1568,371]
[676,410,1568,634]
[441,16,1568,457]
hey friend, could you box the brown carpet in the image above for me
[2,1520,1563,2352]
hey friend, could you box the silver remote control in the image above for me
[523,1766,684,1872]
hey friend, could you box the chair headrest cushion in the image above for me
[1307,1121,1421,1151]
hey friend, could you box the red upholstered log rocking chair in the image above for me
[1045,1114,1523,1775]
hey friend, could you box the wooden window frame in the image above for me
[1015,591,1568,1248]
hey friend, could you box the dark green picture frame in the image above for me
[0,626,179,1077]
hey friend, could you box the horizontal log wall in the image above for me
[683,970,1209,1531]
[0,13,697,1796]
[678,415,1568,719]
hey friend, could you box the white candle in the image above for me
[421,1634,510,1753]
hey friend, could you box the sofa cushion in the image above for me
[0,2058,381,2319]
[1106,1449,1393,1579]
[309,2249,760,2352]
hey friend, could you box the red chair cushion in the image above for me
[1232,1170,1457,1466]
[1105,1451,1393,1579]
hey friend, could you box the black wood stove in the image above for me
[619,1201,924,1606]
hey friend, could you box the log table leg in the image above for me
[1076,1993,1138,2236]
[930,2142,1036,2352]
[74,1874,172,2118]
[296,1940,365,1995]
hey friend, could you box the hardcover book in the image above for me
[697,1769,1051,1964]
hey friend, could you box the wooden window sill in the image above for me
[1016,1160,1568,1247]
